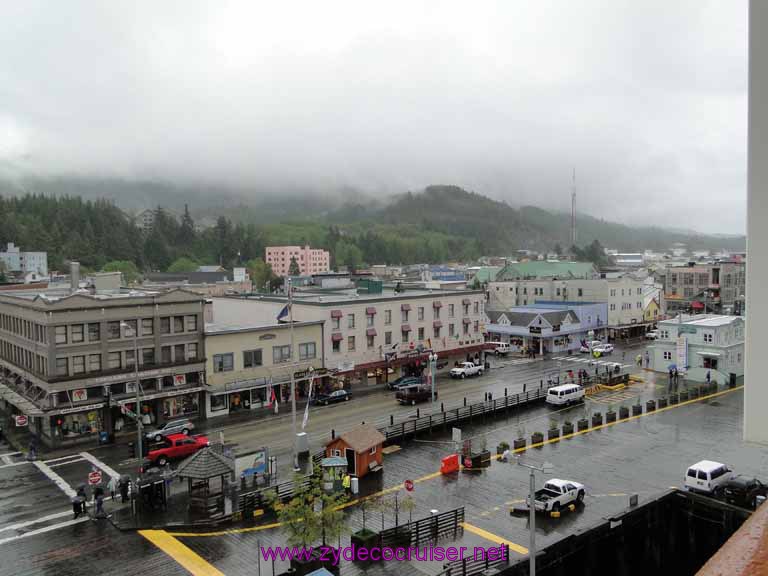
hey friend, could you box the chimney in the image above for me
[70,261,80,293]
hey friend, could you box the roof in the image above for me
[204,319,324,335]
[222,287,484,306]
[496,261,597,281]
[472,266,502,284]
[486,308,579,326]
[689,460,727,473]
[334,423,385,452]
[660,315,741,328]
[547,384,583,392]
[174,446,235,480]
[321,456,348,467]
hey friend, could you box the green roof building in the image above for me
[496,261,597,281]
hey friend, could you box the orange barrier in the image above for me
[441,453,459,474]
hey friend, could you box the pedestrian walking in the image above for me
[108,475,117,500]
[342,474,351,493]
[668,369,673,386]
[706,370,711,384]
[645,352,650,368]
[636,354,642,368]
[674,368,679,385]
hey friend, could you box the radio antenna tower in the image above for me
[570,168,577,246]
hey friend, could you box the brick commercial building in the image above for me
[0,282,206,448]
[663,260,745,316]
[265,245,330,277]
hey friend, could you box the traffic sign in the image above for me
[88,470,102,485]
[404,479,414,492]
[14,415,28,427]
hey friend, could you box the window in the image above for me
[401,330,409,343]
[88,323,100,342]
[448,304,455,317]
[332,317,340,330]
[142,318,154,336]
[418,307,424,321]
[367,334,375,349]
[187,343,198,361]
[610,289,616,297]
[463,322,469,335]
[88,354,101,372]
[370,446,377,455]
[161,346,172,364]
[434,306,440,319]
[687,468,696,478]
[214,353,234,372]
[273,345,292,364]
[663,351,672,360]
[474,321,479,333]
[55,357,68,376]
[347,336,356,351]
[610,304,616,311]
[126,349,136,368]
[160,317,171,334]
[434,326,441,338]
[71,324,84,343]
[107,321,121,340]
[332,339,341,353]
[385,331,392,345]
[402,309,409,322]
[123,320,137,338]
[72,355,85,374]
[637,302,642,309]
[299,342,316,360]
[418,327,424,341]
[463,303,470,314]
[142,348,155,365]
[474,302,479,314]
[244,349,263,368]
[173,316,184,332]
[186,315,197,332]
[348,314,355,329]
[703,333,713,343]
[556,288,561,296]
[384,310,392,325]
[108,352,121,370]
[449,323,455,337]
[367,314,375,327]
[637,288,642,295]
[578,288,583,297]
[55,325,68,344]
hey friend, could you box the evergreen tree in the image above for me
[288,256,301,276]
[179,204,196,246]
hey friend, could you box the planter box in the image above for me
[669,393,679,405]
[291,549,343,575]
[658,398,668,408]
[577,419,589,431]
[679,391,689,401]
[606,411,617,423]
[513,438,526,450]
[591,413,603,426]
[632,404,642,416]
[531,433,544,446]
[646,400,656,412]
[350,530,381,564]
[562,423,574,436]
[548,428,560,440]
[471,450,492,468]
[619,406,630,419]
[496,445,510,455]
[689,388,699,399]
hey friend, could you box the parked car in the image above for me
[593,343,614,355]
[387,376,422,391]
[645,330,659,340]
[580,340,603,353]
[145,419,195,443]
[395,385,435,405]
[314,389,352,405]
[527,478,585,512]
[487,342,510,356]
[685,460,733,495]
[722,476,767,509]
[450,362,484,379]
[546,384,585,406]
[146,433,210,467]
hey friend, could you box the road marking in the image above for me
[461,522,528,555]
[34,460,76,499]
[79,451,121,480]
[0,460,30,469]
[49,458,86,468]
[0,452,20,465]
[0,517,90,546]
[0,509,74,533]
[139,530,225,576]
[169,385,743,539]
[44,453,86,464]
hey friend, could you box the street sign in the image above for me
[404,479,414,492]
[120,404,138,419]
[88,470,102,485]
[14,415,28,427]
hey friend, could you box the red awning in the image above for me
[462,317,472,324]
[462,298,471,305]
[366,307,377,315]
[331,333,343,342]
[691,301,705,309]
[401,304,411,311]
[366,328,377,336]
[433,320,443,328]
[330,310,343,318]
[401,324,412,332]
[433,301,443,308]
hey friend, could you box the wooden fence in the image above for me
[379,507,464,548]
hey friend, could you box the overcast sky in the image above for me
[0,1,747,233]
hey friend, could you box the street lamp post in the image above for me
[517,459,554,576]
[287,278,300,472]
[120,321,142,482]
[428,352,438,407]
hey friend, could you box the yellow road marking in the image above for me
[140,529,225,575]
[461,522,528,555]
[169,385,743,538]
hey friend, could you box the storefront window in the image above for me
[163,393,199,418]
[56,410,102,437]
[210,394,228,412]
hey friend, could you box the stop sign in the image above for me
[404,479,414,492]
[14,415,27,427]
[88,470,102,485]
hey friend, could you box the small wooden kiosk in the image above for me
[175,446,235,517]
[325,423,385,478]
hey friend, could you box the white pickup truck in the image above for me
[528,478,586,512]
[450,362,484,379]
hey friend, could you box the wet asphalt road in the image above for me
[5,341,763,576]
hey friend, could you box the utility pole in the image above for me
[288,278,299,471]
[517,459,553,576]
[571,168,577,247]
[120,321,142,482]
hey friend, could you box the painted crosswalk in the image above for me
[550,355,631,369]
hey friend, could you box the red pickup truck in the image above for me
[146,433,210,466]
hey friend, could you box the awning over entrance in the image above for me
[433,320,443,328]
[366,328,377,336]
[0,382,44,416]
[331,333,343,342]
[691,301,705,310]
[401,324,412,332]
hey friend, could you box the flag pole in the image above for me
[289,278,299,471]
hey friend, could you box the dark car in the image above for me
[722,475,767,509]
[396,385,436,405]
[314,389,351,406]
[387,376,422,391]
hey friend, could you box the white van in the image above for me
[546,384,585,406]
[488,342,510,356]
[685,460,732,495]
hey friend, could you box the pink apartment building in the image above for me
[265,245,331,276]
